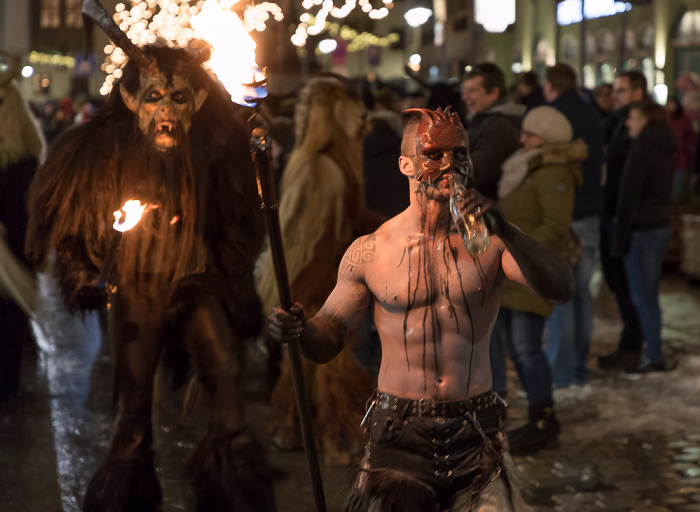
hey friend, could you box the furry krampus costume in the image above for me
[256,76,383,465]
[25,3,274,510]
[0,50,43,404]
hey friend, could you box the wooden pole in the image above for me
[249,118,327,512]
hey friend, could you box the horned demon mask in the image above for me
[404,106,472,184]
[83,0,209,151]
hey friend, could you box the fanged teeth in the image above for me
[157,122,175,133]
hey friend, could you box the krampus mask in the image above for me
[404,106,472,184]
[83,0,209,151]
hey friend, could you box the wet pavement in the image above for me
[1,268,699,512]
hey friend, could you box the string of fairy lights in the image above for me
[99,0,398,95]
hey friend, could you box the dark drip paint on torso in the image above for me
[400,211,489,392]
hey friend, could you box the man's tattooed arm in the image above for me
[299,234,376,363]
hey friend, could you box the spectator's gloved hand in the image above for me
[268,303,307,344]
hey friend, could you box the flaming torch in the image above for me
[192,3,327,511]
[98,200,155,287]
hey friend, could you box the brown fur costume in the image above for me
[256,76,383,465]
[0,50,43,403]
[26,44,274,512]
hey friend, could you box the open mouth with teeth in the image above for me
[153,118,178,149]
[155,119,176,135]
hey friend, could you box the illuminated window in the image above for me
[40,0,61,28]
[677,10,700,45]
[65,0,83,28]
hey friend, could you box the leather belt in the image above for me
[374,390,495,418]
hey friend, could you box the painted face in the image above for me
[413,112,471,185]
[121,71,208,151]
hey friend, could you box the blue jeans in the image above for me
[545,216,600,387]
[489,308,552,408]
[624,227,671,364]
[599,218,643,353]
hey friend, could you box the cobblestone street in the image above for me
[1,269,699,512]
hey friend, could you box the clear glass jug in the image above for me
[446,174,490,255]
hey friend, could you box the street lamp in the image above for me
[404,5,432,28]
[474,0,515,33]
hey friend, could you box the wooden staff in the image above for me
[249,118,327,512]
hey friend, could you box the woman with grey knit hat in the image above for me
[489,105,588,454]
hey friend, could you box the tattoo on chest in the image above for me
[339,234,375,276]
[399,219,489,393]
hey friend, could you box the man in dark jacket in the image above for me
[541,63,604,389]
[462,62,524,199]
[598,71,649,370]
[516,71,547,112]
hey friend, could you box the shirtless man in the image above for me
[269,107,573,511]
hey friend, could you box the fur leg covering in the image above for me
[455,453,533,512]
[188,427,278,512]
[343,469,438,512]
[83,452,161,512]
[268,343,374,465]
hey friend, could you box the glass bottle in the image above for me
[447,174,490,255]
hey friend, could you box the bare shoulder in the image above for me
[339,232,378,279]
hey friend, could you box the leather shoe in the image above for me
[624,360,673,375]
[598,349,641,370]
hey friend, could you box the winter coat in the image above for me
[522,88,546,112]
[466,99,524,200]
[498,139,587,317]
[611,123,677,257]
[603,105,632,219]
[363,120,409,218]
[549,90,604,220]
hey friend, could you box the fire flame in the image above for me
[191,0,268,107]
[113,200,154,232]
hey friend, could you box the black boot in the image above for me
[507,406,560,455]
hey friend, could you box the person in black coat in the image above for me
[462,62,524,200]
[541,63,604,389]
[598,71,649,370]
[363,111,410,219]
[516,71,546,112]
[611,101,676,375]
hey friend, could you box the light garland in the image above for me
[312,21,399,55]
[292,0,393,47]
[100,0,393,94]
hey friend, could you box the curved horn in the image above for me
[82,0,152,70]
[0,50,20,87]
[184,43,211,76]
[191,45,211,68]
